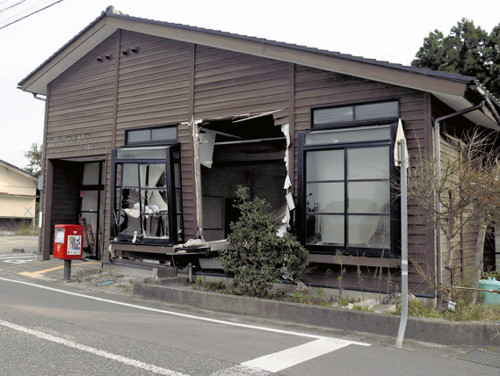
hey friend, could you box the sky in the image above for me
[0,0,498,169]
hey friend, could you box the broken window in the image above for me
[198,115,288,241]
[111,146,183,245]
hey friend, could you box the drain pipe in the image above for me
[433,100,485,306]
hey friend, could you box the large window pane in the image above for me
[116,147,167,160]
[348,215,390,249]
[356,101,399,121]
[127,129,150,143]
[313,106,353,125]
[305,125,391,146]
[347,147,389,180]
[312,101,398,126]
[82,162,100,185]
[348,181,390,214]
[306,214,344,246]
[140,164,167,188]
[81,191,98,212]
[152,127,177,141]
[143,189,169,239]
[122,163,138,187]
[306,150,344,181]
[306,182,344,213]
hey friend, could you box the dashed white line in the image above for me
[0,318,189,376]
[0,276,370,374]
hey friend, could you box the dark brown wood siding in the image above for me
[115,31,192,144]
[193,46,290,118]
[46,34,118,159]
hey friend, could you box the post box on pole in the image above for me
[53,224,84,280]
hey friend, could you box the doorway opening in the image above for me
[49,159,105,258]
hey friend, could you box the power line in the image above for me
[0,0,64,31]
[0,0,27,13]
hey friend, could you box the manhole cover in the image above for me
[463,349,500,368]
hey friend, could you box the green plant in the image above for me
[15,221,36,235]
[193,276,204,288]
[220,186,308,297]
[398,298,500,322]
[268,286,333,306]
[337,297,350,307]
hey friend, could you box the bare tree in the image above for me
[405,129,500,303]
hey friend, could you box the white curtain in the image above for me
[139,164,168,212]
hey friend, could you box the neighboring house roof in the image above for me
[18,6,500,130]
[0,159,37,183]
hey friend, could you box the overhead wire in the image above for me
[0,0,27,13]
[0,0,64,31]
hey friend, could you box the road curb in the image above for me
[133,282,500,348]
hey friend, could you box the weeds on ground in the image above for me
[193,277,231,294]
[119,284,133,293]
[397,299,500,322]
[268,287,334,307]
[192,278,364,308]
[14,221,37,235]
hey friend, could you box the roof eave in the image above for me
[17,9,499,131]
[0,160,38,182]
[18,10,473,98]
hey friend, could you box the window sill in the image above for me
[308,253,400,268]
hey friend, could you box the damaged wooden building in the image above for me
[18,7,500,297]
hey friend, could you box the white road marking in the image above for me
[4,259,35,264]
[210,365,272,375]
[0,318,188,376]
[0,253,35,257]
[242,338,349,372]
[0,277,369,345]
[0,255,37,261]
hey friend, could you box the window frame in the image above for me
[125,124,178,146]
[311,99,400,130]
[110,144,183,246]
[298,116,401,258]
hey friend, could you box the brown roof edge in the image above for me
[17,7,111,90]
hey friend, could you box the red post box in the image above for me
[54,224,84,260]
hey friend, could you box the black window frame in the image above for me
[311,100,400,130]
[298,102,401,258]
[110,143,183,246]
[125,124,178,146]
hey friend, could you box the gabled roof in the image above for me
[18,6,500,130]
[0,159,38,182]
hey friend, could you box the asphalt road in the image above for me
[0,275,498,376]
[0,235,38,254]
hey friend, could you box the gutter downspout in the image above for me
[433,100,485,306]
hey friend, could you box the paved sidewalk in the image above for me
[0,255,154,297]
